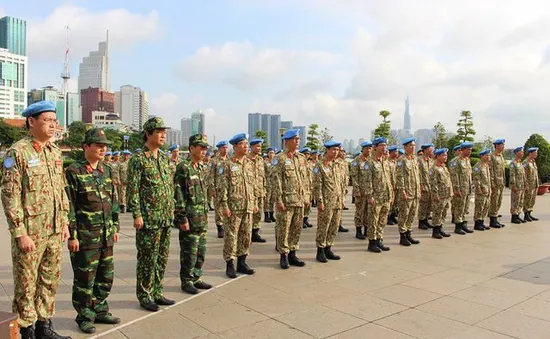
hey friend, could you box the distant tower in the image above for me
[404,95,412,132]
[60,26,70,96]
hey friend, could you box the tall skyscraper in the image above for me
[167,129,183,147]
[0,47,27,118]
[404,95,412,132]
[81,87,114,123]
[293,125,307,149]
[191,110,205,134]
[281,120,293,130]
[260,114,271,140]
[248,113,262,139]
[115,85,148,130]
[66,92,81,125]
[28,87,66,127]
[181,117,192,146]
[78,32,110,92]
[0,16,26,56]
[270,114,281,149]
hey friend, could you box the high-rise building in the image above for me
[248,113,262,140]
[415,128,436,148]
[281,120,293,130]
[191,110,205,135]
[78,32,110,92]
[115,85,148,130]
[28,87,66,127]
[349,139,356,153]
[66,92,81,125]
[0,48,27,118]
[167,129,184,147]
[0,16,26,56]
[81,87,114,123]
[260,114,271,141]
[270,114,281,149]
[404,95,412,133]
[181,117,192,146]
[293,125,307,149]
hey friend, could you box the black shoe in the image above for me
[209,204,214,211]
[324,246,341,260]
[400,232,411,246]
[311,201,317,208]
[194,281,213,290]
[367,240,381,253]
[217,225,225,238]
[316,247,328,263]
[439,226,451,237]
[303,217,313,228]
[181,283,199,295]
[406,231,420,244]
[77,321,95,334]
[474,220,485,231]
[387,215,396,225]
[355,227,366,240]
[432,226,443,239]
[95,313,121,324]
[519,215,527,223]
[35,320,71,339]
[338,225,349,232]
[155,296,175,305]
[226,259,237,278]
[498,214,502,218]
[451,215,456,224]
[524,212,533,222]
[454,223,466,235]
[390,214,398,224]
[376,239,390,251]
[343,206,349,210]
[140,301,159,312]
[264,212,271,223]
[236,255,255,275]
[269,212,276,222]
[288,250,306,266]
[280,253,290,269]
[489,217,502,228]
[20,325,35,339]
[418,219,429,230]
[461,221,474,233]
[363,226,368,237]
[511,214,521,224]
[529,212,539,221]
[120,205,125,214]
[251,228,266,243]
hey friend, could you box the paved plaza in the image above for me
[1,190,550,339]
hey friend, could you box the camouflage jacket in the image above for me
[174,158,208,226]
[111,161,120,185]
[1,137,70,238]
[169,157,180,176]
[388,158,397,190]
[119,160,129,183]
[217,156,257,213]
[127,145,175,227]
[396,155,421,200]
[429,164,453,200]
[449,157,472,194]
[509,159,526,190]
[364,157,394,203]
[208,155,228,196]
[272,150,309,207]
[522,159,539,189]
[473,162,491,196]
[313,159,344,209]
[350,155,370,194]
[418,157,434,193]
[490,153,506,188]
[338,159,349,194]
[249,155,266,198]
[65,160,120,250]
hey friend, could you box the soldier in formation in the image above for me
[104,151,112,163]
[337,147,350,232]
[249,139,267,242]
[450,142,474,234]
[387,145,399,225]
[396,138,421,246]
[417,143,434,230]
[263,147,277,223]
[429,148,452,239]
[472,150,492,230]
[65,128,121,334]
[350,141,372,240]
[169,144,180,175]
[209,140,229,238]
[509,146,527,224]
[488,139,506,228]
[118,150,131,213]
[523,147,540,221]
[111,151,121,207]
[300,147,314,228]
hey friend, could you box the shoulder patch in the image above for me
[218,166,224,174]
[272,158,279,166]
[510,163,514,168]
[397,161,402,167]
[474,167,479,172]
[3,157,14,169]
[352,161,357,167]
[364,163,369,170]
[450,161,456,167]
[429,169,433,175]
[523,163,527,167]
[313,166,319,174]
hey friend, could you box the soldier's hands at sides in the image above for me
[180,221,190,231]
[17,236,36,253]
[134,217,144,230]
[276,202,286,211]
[318,203,325,212]
[368,197,375,206]
[62,226,70,242]
[253,206,259,213]
[224,208,232,218]
[114,233,119,243]
[454,190,461,197]
[68,239,79,253]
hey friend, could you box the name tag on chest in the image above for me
[28,158,41,167]
[231,166,240,172]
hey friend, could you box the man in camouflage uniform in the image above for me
[523,147,540,222]
[217,133,257,278]
[350,141,372,240]
[118,150,131,213]
[364,137,394,253]
[65,128,121,334]
[1,101,71,339]
[450,142,474,234]
[174,134,214,294]
[104,151,112,163]
[387,145,400,225]
[396,138,421,246]
[203,151,213,210]
[314,141,345,262]
[111,151,121,206]
[264,147,277,223]
[429,148,452,239]
[510,146,527,224]
[273,129,308,269]
[310,150,320,207]
[488,139,506,228]
[209,140,229,238]
[473,150,492,231]
[418,143,434,230]
[127,116,175,312]
[169,144,180,175]
[300,147,314,228]
[337,147,350,232]
[249,139,268,242]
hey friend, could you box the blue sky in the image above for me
[3,0,550,146]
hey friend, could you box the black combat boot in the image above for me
[338,224,349,232]
[217,225,225,238]
[367,240,381,253]
[523,212,533,222]
[519,215,527,223]
[288,250,306,266]
[454,223,466,235]
[363,226,368,237]
[270,212,276,222]
[280,253,289,269]
[376,239,390,251]
[439,226,451,237]
[461,221,474,233]
[35,320,71,339]
[432,226,443,239]
[355,227,366,240]
[209,204,214,211]
[316,247,328,263]
[418,219,429,230]
[324,246,341,260]
[511,214,521,224]
[251,229,266,243]
[264,212,271,223]
[474,220,485,231]
[399,232,411,246]
[529,211,539,221]
[226,259,237,278]
[236,255,255,275]
[489,217,501,228]
[120,205,125,213]
[303,217,313,228]
[387,215,396,225]
[391,213,398,224]
[406,231,420,244]
[451,215,456,224]
[20,325,35,339]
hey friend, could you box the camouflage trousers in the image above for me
[252,197,265,230]
[303,194,311,217]
[432,197,450,226]
[524,186,537,212]
[488,185,504,217]
[418,190,431,220]
[315,207,342,248]
[275,206,304,254]
[510,188,525,215]
[264,187,274,213]
[367,201,391,240]
[118,184,127,208]
[214,198,224,226]
[11,232,62,327]
[452,193,470,223]
[136,225,171,304]
[354,196,368,227]
[223,212,252,261]
[70,246,114,324]
[390,190,399,216]
[398,198,418,233]
[179,214,207,286]
[474,194,490,220]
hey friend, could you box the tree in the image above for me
[319,127,333,145]
[456,110,476,142]
[306,123,321,150]
[0,119,27,149]
[254,130,269,153]
[373,110,391,139]
[446,134,462,153]
[477,135,494,151]
[524,133,550,183]
[432,122,448,149]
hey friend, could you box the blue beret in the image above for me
[282,129,300,140]
[105,151,112,156]
[398,149,404,155]
[276,149,282,155]
[266,147,275,152]
[168,144,180,151]
[421,143,434,150]
[453,145,461,152]
[122,150,132,155]
[205,151,212,156]
[112,151,120,156]
[527,147,538,153]
[135,148,142,153]
[388,145,398,152]
[216,140,228,148]
[434,148,448,156]
[300,147,311,153]
[493,139,505,145]
[229,133,248,145]
[513,146,523,153]
[373,137,387,146]
[479,149,491,156]
[21,101,57,118]
[360,140,373,148]
[312,150,319,155]
[324,140,342,148]
[250,138,263,146]
[460,142,474,149]
[402,137,416,145]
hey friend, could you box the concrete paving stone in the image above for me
[477,276,549,296]
[217,319,314,339]
[120,311,210,339]
[416,296,501,325]
[328,323,416,339]
[508,296,550,323]
[291,280,361,303]
[230,287,318,318]
[443,326,517,339]
[323,293,408,322]
[450,285,533,309]
[367,284,443,308]
[478,310,550,339]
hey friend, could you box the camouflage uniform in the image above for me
[388,158,399,220]
[473,161,491,221]
[169,157,180,176]
[313,160,344,248]
[418,156,434,221]
[208,155,228,227]
[272,150,309,254]
[264,159,276,214]
[509,159,526,215]
[302,160,314,220]
[118,159,129,210]
[127,142,175,305]
[523,159,539,213]
[429,164,453,226]
[396,155,421,233]
[488,152,506,218]
[249,155,266,230]
[111,159,121,203]
[364,157,394,240]
[1,137,70,327]
[217,157,257,261]
[449,157,472,223]
[350,155,370,229]
[65,157,119,325]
